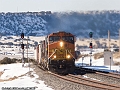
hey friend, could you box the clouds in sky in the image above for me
[0,0,120,12]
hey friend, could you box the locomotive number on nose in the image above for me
[59,49,64,54]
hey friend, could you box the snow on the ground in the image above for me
[75,49,120,72]
[0,48,120,90]
[75,56,104,66]
[75,56,120,72]
[0,63,53,90]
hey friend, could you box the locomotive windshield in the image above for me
[49,36,74,44]
[62,36,74,44]
[49,36,60,42]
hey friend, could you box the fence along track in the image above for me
[48,72,120,90]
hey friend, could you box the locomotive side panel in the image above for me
[34,44,42,64]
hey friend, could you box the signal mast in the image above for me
[21,32,24,67]
[89,32,93,66]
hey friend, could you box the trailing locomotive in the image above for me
[35,31,76,74]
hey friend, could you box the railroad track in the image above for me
[33,61,47,71]
[95,71,120,79]
[34,62,120,89]
[75,67,120,79]
[109,72,120,76]
[68,74,120,90]
[49,72,120,90]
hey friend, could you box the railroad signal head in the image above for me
[89,32,93,38]
[89,43,92,48]
[21,44,24,49]
[21,33,24,39]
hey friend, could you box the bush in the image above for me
[24,58,35,63]
[0,57,35,64]
[94,52,104,60]
[0,57,17,64]
[15,58,35,63]
[114,62,120,65]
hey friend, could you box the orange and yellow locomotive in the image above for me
[35,31,76,74]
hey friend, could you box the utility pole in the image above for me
[27,36,30,72]
[119,29,120,54]
[108,30,110,50]
[27,36,28,63]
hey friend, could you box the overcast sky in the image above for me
[0,0,120,12]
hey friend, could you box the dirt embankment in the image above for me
[94,52,120,59]
[113,52,120,59]
[94,52,104,60]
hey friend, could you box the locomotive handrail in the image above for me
[48,49,57,59]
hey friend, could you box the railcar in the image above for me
[35,31,76,74]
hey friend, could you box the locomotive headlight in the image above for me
[60,41,64,47]
[53,55,56,58]
[67,55,70,59]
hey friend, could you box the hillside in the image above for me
[0,10,120,38]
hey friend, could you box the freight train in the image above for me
[35,31,77,74]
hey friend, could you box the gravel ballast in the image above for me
[30,63,105,90]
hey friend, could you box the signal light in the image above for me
[89,32,93,38]
[89,43,92,48]
[21,33,24,39]
[21,44,24,49]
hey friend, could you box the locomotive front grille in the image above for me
[49,48,74,60]
[56,49,66,59]
[57,54,65,59]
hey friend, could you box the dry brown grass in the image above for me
[0,71,32,82]
[113,52,120,59]
[0,72,3,77]
[93,51,120,60]
[114,62,120,65]
[93,52,104,60]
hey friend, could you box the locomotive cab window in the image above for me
[49,36,60,43]
[62,36,74,44]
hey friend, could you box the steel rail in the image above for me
[68,74,120,89]
[96,72,120,79]
[48,72,120,90]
